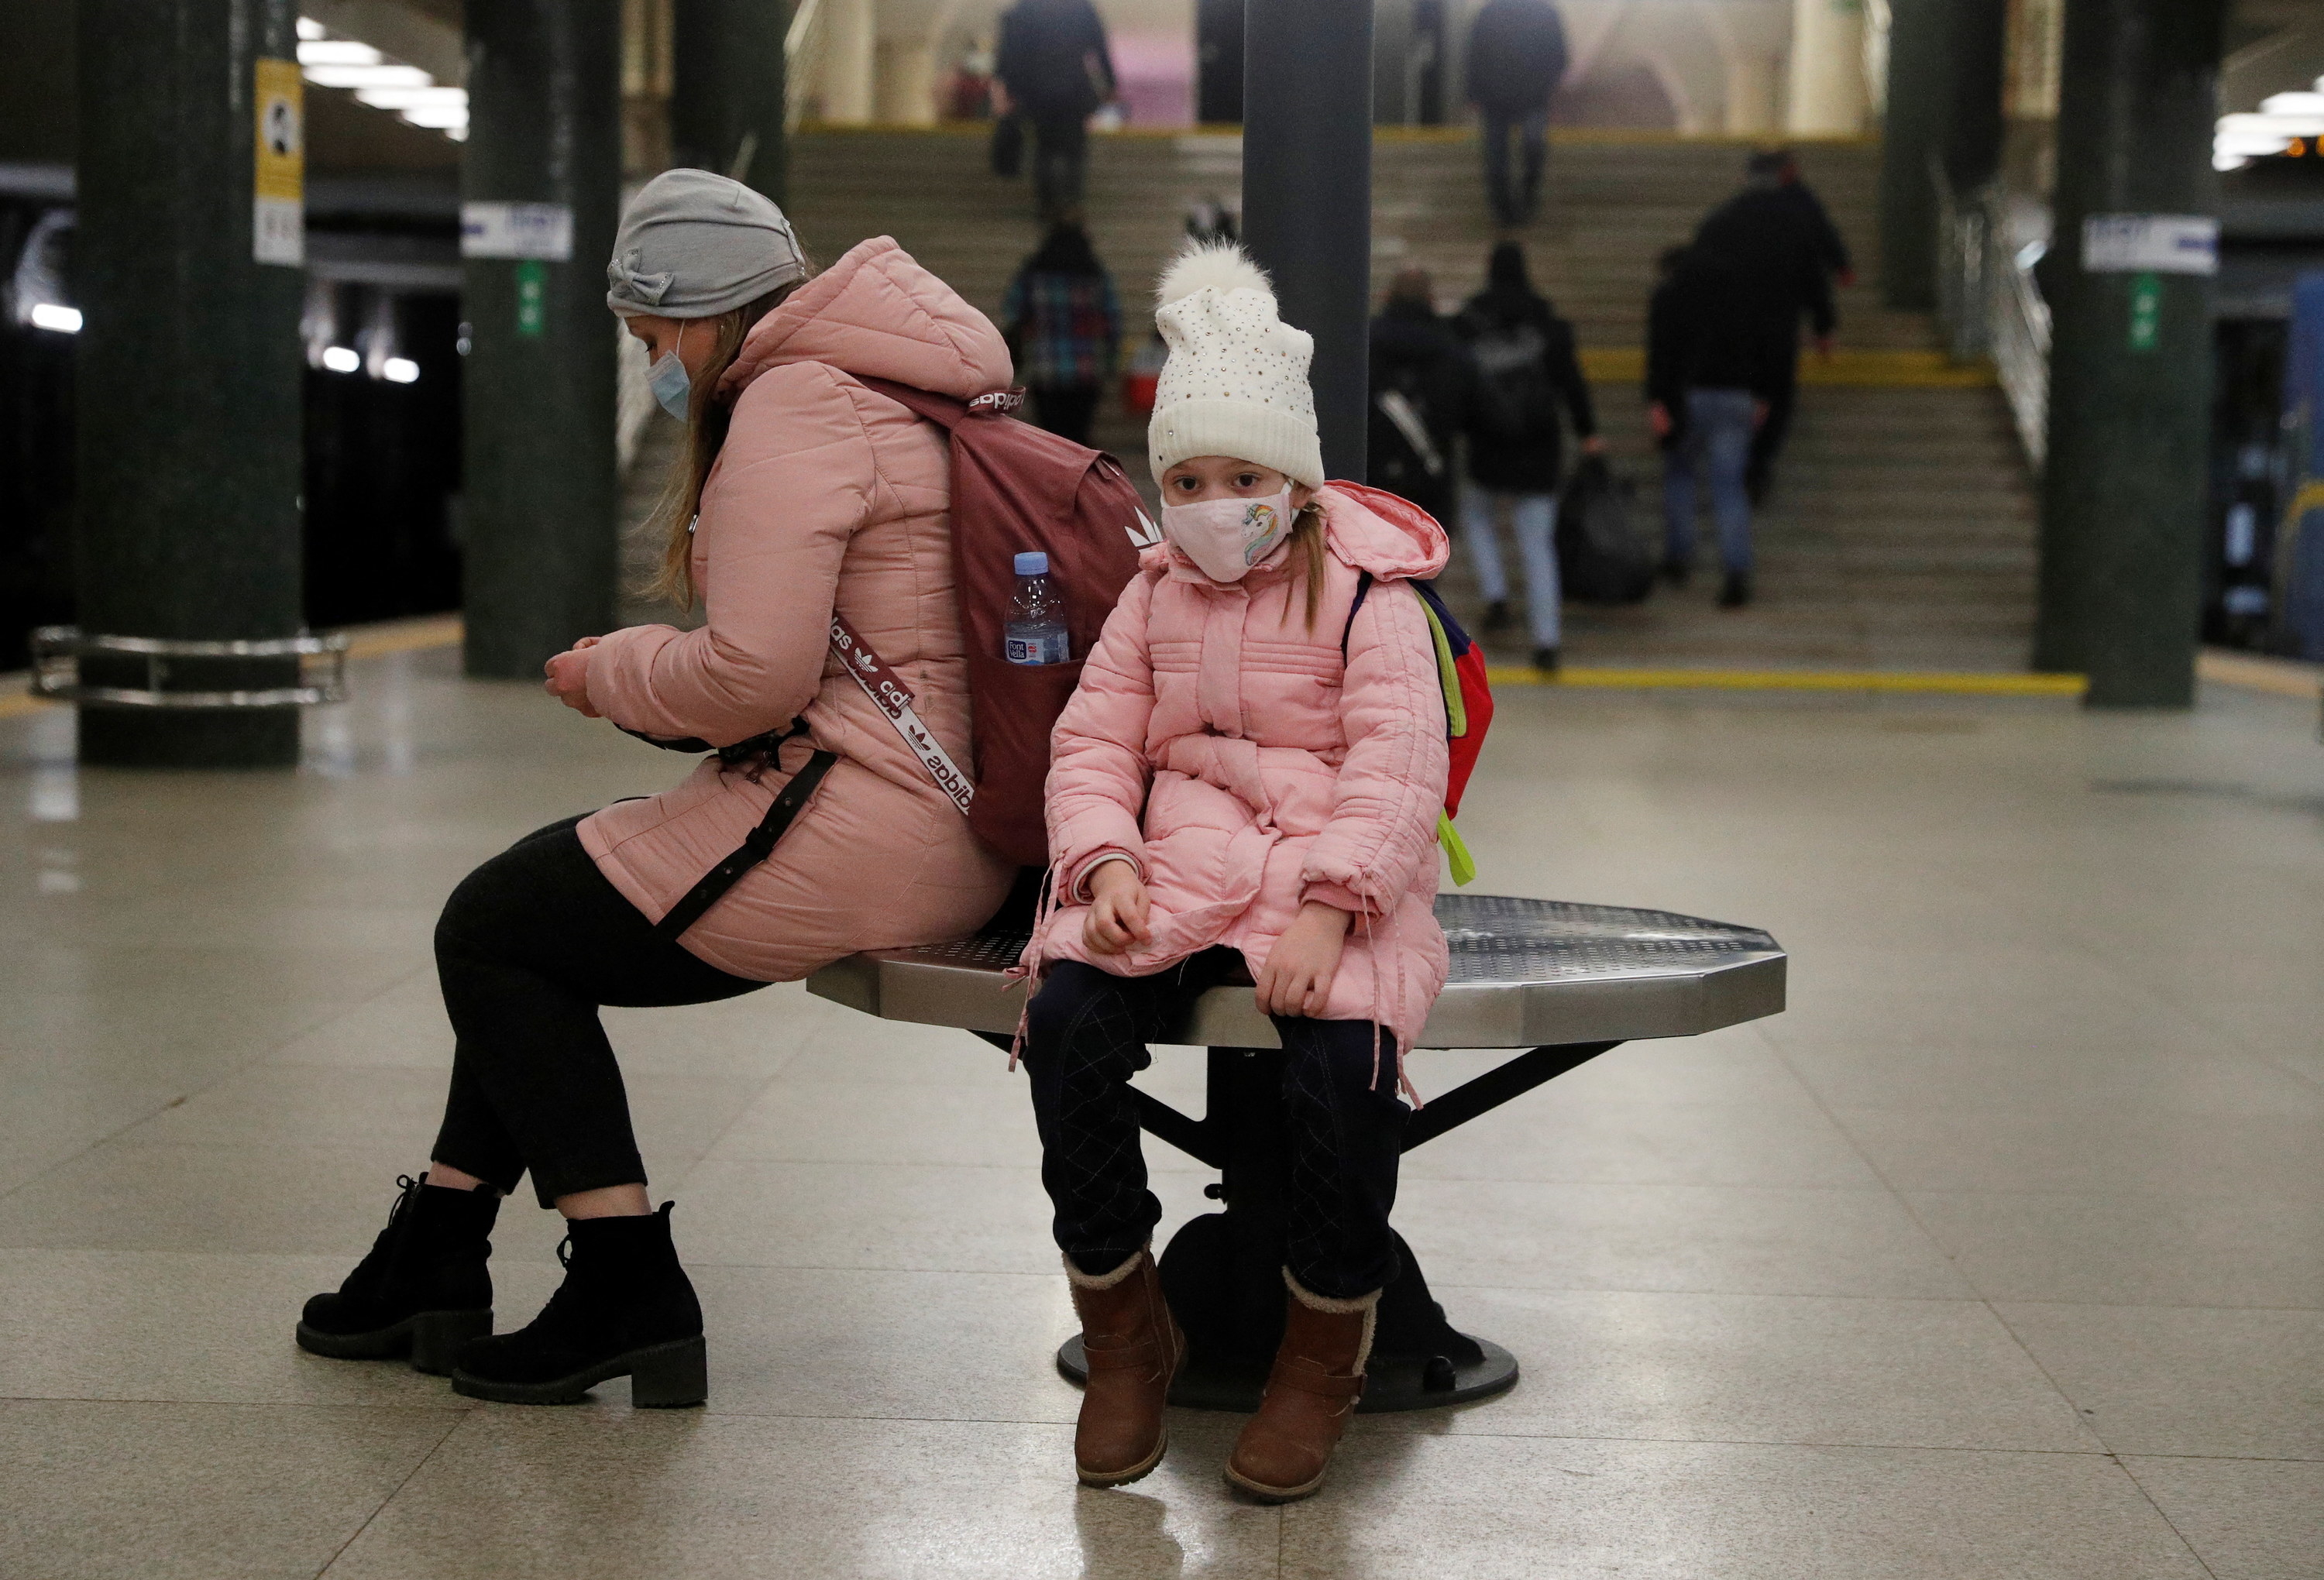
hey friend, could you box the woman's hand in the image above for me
[544,640,601,718]
[1255,901,1353,1018]
[1082,860,1152,956]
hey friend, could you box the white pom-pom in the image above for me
[1156,240,1273,307]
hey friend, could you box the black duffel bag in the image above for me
[1556,455,1655,606]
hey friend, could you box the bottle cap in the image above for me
[1014,551,1049,575]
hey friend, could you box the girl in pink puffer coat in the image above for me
[1019,245,1452,1504]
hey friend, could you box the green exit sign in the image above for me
[2128,271,2160,352]
[515,259,547,338]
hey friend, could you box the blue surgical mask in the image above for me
[648,322,693,421]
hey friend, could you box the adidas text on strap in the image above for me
[829,614,975,816]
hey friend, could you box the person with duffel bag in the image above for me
[293,170,1145,1411]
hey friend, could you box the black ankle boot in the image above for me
[449,1202,706,1407]
[297,1173,499,1373]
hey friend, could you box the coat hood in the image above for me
[718,236,1014,402]
[1316,483,1450,579]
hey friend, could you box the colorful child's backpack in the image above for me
[1330,483,1494,887]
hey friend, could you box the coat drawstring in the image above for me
[1005,864,1065,1069]
[1357,900,1423,1108]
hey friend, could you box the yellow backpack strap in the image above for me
[1437,810,1477,888]
[1418,596,1467,737]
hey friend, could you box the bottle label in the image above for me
[1006,630,1070,666]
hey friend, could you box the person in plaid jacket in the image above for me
[1002,216,1122,444]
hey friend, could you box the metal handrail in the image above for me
[784,0,826,131]
[1934,164,2051,472]
[29,625,351,709]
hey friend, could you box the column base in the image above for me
[77,707,300,768]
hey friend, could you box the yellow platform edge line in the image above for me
[1491,666,2088,696]
[1577,347,1996,390]
[792,122,1878,149]
[344,614,464,661]
[2195,648,2324,699]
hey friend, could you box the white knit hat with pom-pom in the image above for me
[1147,241,1323,488]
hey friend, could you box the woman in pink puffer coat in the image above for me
[1019,244,1451,1505]
[295,172,1015,1413]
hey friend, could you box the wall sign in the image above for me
[461,202,575,261]
[253,58,304,267]
[2082,214,2219,276]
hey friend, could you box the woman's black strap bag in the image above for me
[651,747,838,942]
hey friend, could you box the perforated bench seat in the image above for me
[805,895,1787,1412]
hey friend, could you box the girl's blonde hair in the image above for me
[641,265,814,607]
[1286,499,1328,630]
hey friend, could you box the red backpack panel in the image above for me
[855,379,1153,867]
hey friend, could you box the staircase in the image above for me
[772,129,2039,673]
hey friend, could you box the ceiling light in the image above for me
[354,85,466,111]
[297,16,324,38]
[321,345,360,373]
[382,357,420,383]
[2263,92,2324,117]
[297,40,383,67]
[29,303,82,334]
[396,105,470,131]
[302,64,432,91]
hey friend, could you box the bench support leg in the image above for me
[1055,1046,1520,1413]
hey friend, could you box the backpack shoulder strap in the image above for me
[1339,571,1375,658]
[850,375,1024,430]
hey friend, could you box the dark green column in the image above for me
[1243,0,1373,480]
[461,0,621,680]
[672,0,788,200]
[73,0,305,767]
[1879,0,2007,311]
[2033,0,2226,706]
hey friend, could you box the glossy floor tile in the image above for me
[3,644,2318,1575]
[1277,1434,2211,1580]
[321,1412,1282,1580]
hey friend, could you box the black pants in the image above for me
[1482,107,1550,226]
[1020,951,1408,1300]
[1029,115,1088,219]
[429,817,765,1207]
[1747,360,1799,491]
[1030,384,1102,445]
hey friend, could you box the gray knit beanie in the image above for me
[604,168,807,319]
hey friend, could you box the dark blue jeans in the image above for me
[1020,951,1408,1300]
[1662,386,1758,575]
[1483,107,1551,225]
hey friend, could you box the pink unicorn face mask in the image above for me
[1160,489,1296,582]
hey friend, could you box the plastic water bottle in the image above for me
[1005,551,1070,666]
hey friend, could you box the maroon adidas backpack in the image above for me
[852,380,1153,867]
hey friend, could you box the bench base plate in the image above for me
[1055,1334,1519,1414]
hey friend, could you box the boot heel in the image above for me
[627,1335,708,1408]
[411,1308,494,1375]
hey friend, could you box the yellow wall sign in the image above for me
[253,57,304,267]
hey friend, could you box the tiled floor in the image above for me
[2,644,2319,1578]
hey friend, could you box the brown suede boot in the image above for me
[1065,1248,1184,1487]
[1223,1273,1377,1503]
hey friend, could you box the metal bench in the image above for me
[806,894,1786,1412]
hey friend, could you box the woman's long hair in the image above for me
[641,269,814,607]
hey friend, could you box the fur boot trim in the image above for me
[1064,1246,1150,1290]
[1284,1269,1377,1374]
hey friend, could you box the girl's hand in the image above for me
[1083,861,1152,956]
[1255,902,1352,1018]
[544,647,601,717]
